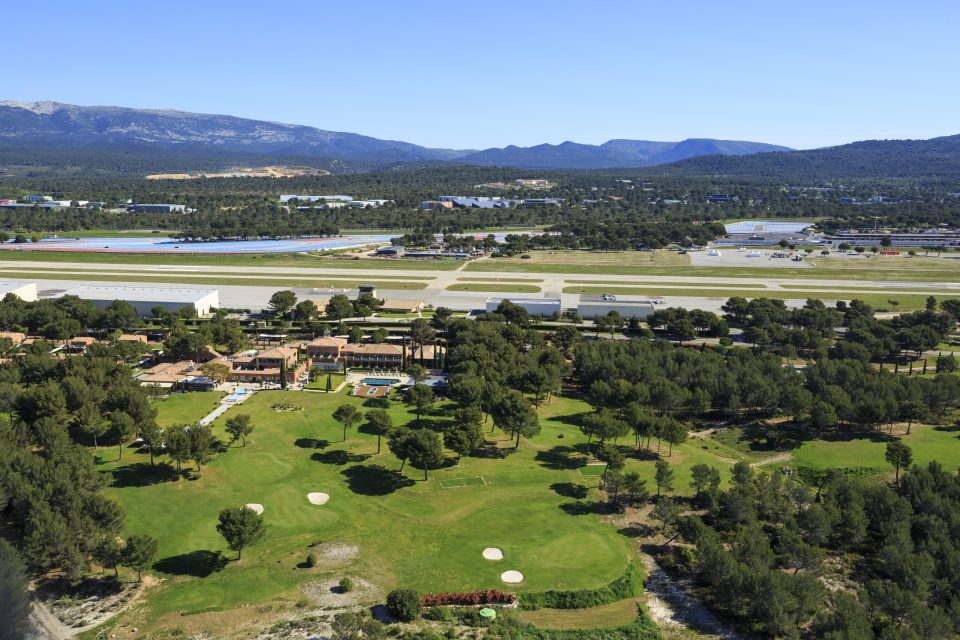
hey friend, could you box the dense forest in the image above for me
[2,164,960,240]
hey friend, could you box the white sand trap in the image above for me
[501,570,524,583]
[307,492,330,505]
[482,547,504,560]
[244,503,264,515]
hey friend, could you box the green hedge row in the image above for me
[518,560,644,610]
[487,617,661,640]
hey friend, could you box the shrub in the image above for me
[454,607,484,627]
[306,552,317,568]
[387,588,421,622]
[295,598,310,609]
[339,577,354,593]
[518,561,644,610]
[423,606,454,622]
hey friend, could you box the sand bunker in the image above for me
[501,570,524,583]
[245,503,264,515]
[307,492,330,505]
[483,547,504,560]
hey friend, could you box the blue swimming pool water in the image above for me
[363,378,401,386]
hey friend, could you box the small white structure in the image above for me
[0,281,38,302]
[485,297,561,317]
[279,194,353,203]
[58,286,220,316]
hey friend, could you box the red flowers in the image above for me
[420,590,515,606]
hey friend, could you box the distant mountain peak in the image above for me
[0,99,791,170]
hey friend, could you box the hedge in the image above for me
[486,616,661,640]
[518,560,644,610]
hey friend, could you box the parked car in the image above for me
[602,294,616,301]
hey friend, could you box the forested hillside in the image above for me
[659,135,960,180]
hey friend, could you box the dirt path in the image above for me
[29,601,73,640]
[750,451,793,468]
[641,552,743,640]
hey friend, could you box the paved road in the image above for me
[6,256,959,313]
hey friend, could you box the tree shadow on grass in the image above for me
[312,449,368,465]
[535,445,583,470]
[110,462,178,487]
[618,524,655,538]
[295,437,330,449]
[559,501,609,516]
[550,482,589,499]
[733,422,809,452]
[626,447,662,462]
[341,464,414,496]
[933,423,960,432]
[154,550,228,577]
[545,411,591,428]
[473,443,514,459]
[821,429,896,444]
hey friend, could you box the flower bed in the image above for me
[421,590,516,607]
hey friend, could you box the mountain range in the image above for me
[0,101,788,170]
[1,101,957,179]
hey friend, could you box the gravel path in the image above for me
[641,553,743,640]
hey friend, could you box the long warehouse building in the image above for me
[0,281,38,302]
[485,297,562,317]
[58,286,220,316]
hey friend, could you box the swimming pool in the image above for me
[226,388,250,401]
[363,378,401,386]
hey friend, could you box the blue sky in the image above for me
[6,1,958,150]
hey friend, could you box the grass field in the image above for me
[446,283,542,293]
[708,420,960,477]
[561,285,960,311]
[466,251,960,282]
[0,265,433,280]
[100,392,657,633]
[458,277,544,283]
[0,250,462,271]
[150,392,224,427]
[303,373,346,390]
[0,269,430,290]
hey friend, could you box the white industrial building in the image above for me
[279,194,353,203]
[58,286,220,316]
[578,295,655,320]
[485,297,562,317]
[0,281,38,302]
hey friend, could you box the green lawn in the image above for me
[465,251,960,282]
[447,283,542,293]
[708,420,960,477]
[561,285,960,311]
[0,269,430,290]
[303,373,346,390]
[150,391,225,427]
[101,392,670,633]
[458,277,545,283]
[0,250,461,270]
